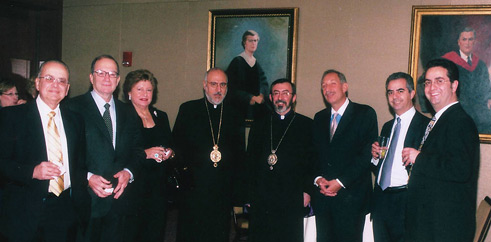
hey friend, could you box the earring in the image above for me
[129,95,132,100]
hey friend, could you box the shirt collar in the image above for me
[331,98,349,116]
[36,96,60,116]
[459,50,472,61]
[434,101,459,122]
[395,106,416,122]
[91,90,115,110]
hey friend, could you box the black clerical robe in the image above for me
[172,97,245,242]
[247,111,315,242]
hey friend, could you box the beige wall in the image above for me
[62,0,491,206]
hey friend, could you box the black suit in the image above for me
[0,101,90,241]
[312,100,378,242]
[371,110,429,242]
[404,103,479,242]
[68,92,144,242]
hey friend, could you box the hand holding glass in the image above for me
[378,136,390,159]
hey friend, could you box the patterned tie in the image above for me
[380,117,401,190]
[419,116,436,151]
[330,113,339,141]
[103,103,113,142]
[467,56,472,66]
[47,111,64,196]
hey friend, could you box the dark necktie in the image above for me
[467,56,472,66]
[103,103,113,142]
[418,116,436,151]
[380,117,401,190]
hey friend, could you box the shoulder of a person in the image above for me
[314,108,330,119]
[294,112,313,123]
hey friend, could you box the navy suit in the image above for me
[0,101,90,241]
[312,100,378,242]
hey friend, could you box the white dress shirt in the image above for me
[37,97,71,190]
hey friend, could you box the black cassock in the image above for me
[247,110,316,242]
[172,97,245,242]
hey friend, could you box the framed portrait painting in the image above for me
[207,8,298,123]
[408,5,491,143]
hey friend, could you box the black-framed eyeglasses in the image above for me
[94,70,119,79]
[39,75,69,86]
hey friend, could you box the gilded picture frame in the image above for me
[408,5,491,143]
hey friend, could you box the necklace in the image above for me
[268,113,296,170]
[205,99,223,167]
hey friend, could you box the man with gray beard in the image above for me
[172,68,246,242]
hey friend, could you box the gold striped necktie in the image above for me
[47,111,64,196]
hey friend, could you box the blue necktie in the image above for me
[380,117,401,190]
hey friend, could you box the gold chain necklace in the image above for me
[268,113,296,170]
[205,99,223,167]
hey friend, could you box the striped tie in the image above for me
[47,111,64,196]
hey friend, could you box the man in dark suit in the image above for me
[402,59,479,242]
[172,68,245,242]
[312,69,378,242]
[370,72,430,242]
[68,55,144,242]
[0,60,90,241]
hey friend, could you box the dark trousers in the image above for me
[7,189,78,242]
[315,199,366,242]
[85,212,124,242]
[372,185,407,242]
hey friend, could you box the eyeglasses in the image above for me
[423,79,449,87]
[272,91,292,97]
[208,82,227,88]
[39,75,69,86]
[94,70,119,79]
[1,92,18,96]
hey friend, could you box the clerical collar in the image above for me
[275,110,293,120]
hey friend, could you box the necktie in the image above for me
[47,111,64,196]
[330,113,338,141]
[419,116,436,151]
[379,117,401,190]
[103,103,113,142]
[467,56,472,66]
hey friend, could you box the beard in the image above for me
[274,100,289,114]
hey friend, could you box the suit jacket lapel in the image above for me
[332,101,354,141]
[115,100,126,150]
[28,102,48,161]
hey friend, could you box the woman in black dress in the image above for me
[123,69,174,242]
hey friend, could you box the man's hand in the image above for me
[487,99,491,109]
[113,170,131,199]
[371,141,381,159]
[324,180,342,196]
[88,174,113,198]
[303,192,311,207]
[402,147,420,166]
[32,161,61,180]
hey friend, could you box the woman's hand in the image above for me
[145,146,167,163]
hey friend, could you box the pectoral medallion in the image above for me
[267,152,278,170]
[210,145,221,167]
